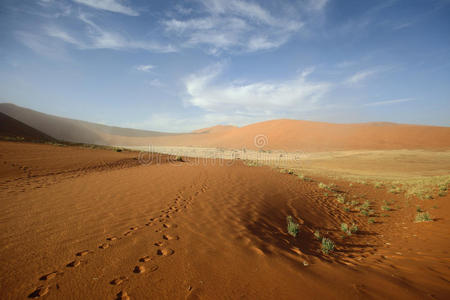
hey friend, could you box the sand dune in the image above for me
[0,141,449,299]
[1,103,449,151]
[0,112,57,143]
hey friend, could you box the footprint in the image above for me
[99,243,110,249]
[162,234,179,240]
[39,271,58,281]
[139,256,151,262]
[28,286,49,298]
[106,237,118,241]
[130,227,139,231]
[154,241,164,247]
[163,223,171,228]
[110,276,128,286]
[116,290,130,300]
[66,260,81,268]
[156,248,174,256]
[76,250,90,257]
[124,231,133,236]
[133,265,145,273]
[147,264,159,272]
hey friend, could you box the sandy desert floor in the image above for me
[0,141,449,299]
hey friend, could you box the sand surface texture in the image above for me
[1,141,449,299]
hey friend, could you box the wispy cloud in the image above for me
[44,14,176,53]
[73,0,139,16]
[162,0,303,54]
[184,63,330,114]
[135,65,155,72]
[345,69,379,85]
[364,98,414,107]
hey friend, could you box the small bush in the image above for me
[350,200,359,206]
[415,212,432,223]
[368,218,375,224]
[324,192,328,197]
[360,209,369,216]
[321,238,335,254]
[374,182,383,189]
[381,213,389,217]
[115,148,123,152]
[175,156,184,162]
[438,191,447,197]
[350,223,358,233]
[416,206,422,212]
[381,205,391,211]
[286,216,299,237]
[336,194,346,204]
[360,200,370,210]
[314,230,321,240]
[344,207,350,212]
[340,223,349,233]
[318,182,327,189]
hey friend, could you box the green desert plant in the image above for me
[321,238,335,254]
[340,223,349,233]
[314,230,321,240]
[350,200,359,206]
[360,200,370,210]
[368,218,375,224]
[286,216,299,237]
[374,182,383,189]
[336,194,346,204]
[175,156,184,162]
[318,182,328,189]
[416,206,423,212]
[344,207,350,212]
[438,191,447,197]
[415,212,432,223]
[360,209,369,216]
[381,205,391,211]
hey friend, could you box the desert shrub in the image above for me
[439,184,448,192]
[381,205,391,211]
[424,194,433,200]
[415,212,432,223]
[438,191,447,197]
[340,223,349,233]
[381,213,389,217]
[349,183,353,187]
[314,230,321,240]
[318,182,327,189]
[416,206,422,212]
[336,194,346,204]
[321,238,335,254]
[324,192,329,197]
[360,209,369,216]
[344,207,350,212]
[115,148,123,152]
[389,186,401,194]
[374,182,383,189]
[368,218,375,224]
[175,156,184,162]
[350,200,359,206]
[286,216,299,237]
[350,223,358,233]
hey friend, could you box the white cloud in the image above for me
[345,69,378,85]
[304,0,329,11]
[136,65,155,72]
[73,0,139,16]
[184,63,330,114]
[364,98,414,107]
[163,0,303,54]
[44,14,176,53]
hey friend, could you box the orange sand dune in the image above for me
[0,141,449,299]
[2,103,450,151]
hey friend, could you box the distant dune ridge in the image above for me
[1,103,449,151]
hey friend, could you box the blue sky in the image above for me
[0,0,449,132]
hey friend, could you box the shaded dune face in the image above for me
[0,142,449,299]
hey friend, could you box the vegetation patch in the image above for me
[321,238,335,254]
[286,216,299,237]
[415,212,432,223]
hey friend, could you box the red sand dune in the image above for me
[0,141,449,299]
[1,103,449,151]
